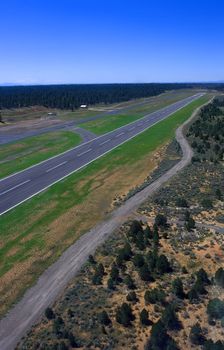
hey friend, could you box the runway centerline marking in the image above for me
[116,132,125,137]
[77,148,92,157]
[99,139,111,146]
[0,179,31,196]
[46,161,67,173]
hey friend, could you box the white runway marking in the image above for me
[0,179,31,196]
[0,93,205,216]
[46,161,67,173]
[129,126,135,131]
[116,132,125,137]
[100,139,111,146]
[77,148,92,157]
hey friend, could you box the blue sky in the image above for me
[0,0,223,84]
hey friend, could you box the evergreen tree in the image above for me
[144,225,153,239]
[124,274,135,289]
[215,267,224,287]
[153,225,159,247]
[188,286,199,302]
[129,220,143,237]
[110,262,119,282]
[145,319,179,350]
[133,253,145,268]
[136,231,146,250]
[161,304,181,330]
[144,288,166,304]
[140,308,150,325]
[196,268,210,285]
[146,248,158,271]
[189,323,205,345]
[172,278,185,299]
[156,255,171,274]
[68,332,78,348]
[139,263,153,282]
[215,188,222,200]
[116,303,135,327]
[107,277,114,290]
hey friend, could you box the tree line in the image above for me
[0,83,224,110]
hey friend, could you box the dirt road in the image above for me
[0,101,210,350]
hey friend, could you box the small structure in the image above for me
[80,104,88,109]
[47,112,57,117]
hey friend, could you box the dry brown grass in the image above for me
[0,143,166,318]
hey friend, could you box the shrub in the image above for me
[99,311,111,326]
[207,298,224,319]
[155,214,167,227]
[204,340,224,350]
[185,217,195,231]
[126,291,138,302]
[176,198,188,208]
[201,198,213,209]
[88,254,95,264]
[58,342,68,350]
[45,307,55,320]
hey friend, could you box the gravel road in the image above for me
[0,100,211,350]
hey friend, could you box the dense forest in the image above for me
[187,97,224,163]
[0,83,223,110]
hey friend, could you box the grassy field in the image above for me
[79,90,200,134]
[0,90,198,179]
[0,89,197,123]
[0,131,81,179]
[0,94,210,317]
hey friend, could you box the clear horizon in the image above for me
[0,0,224,85]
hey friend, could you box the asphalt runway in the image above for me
[0,93,204,216]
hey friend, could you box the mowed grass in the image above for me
[0,94,210,317]
[79,90,200,134]
[0,131,81,178]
